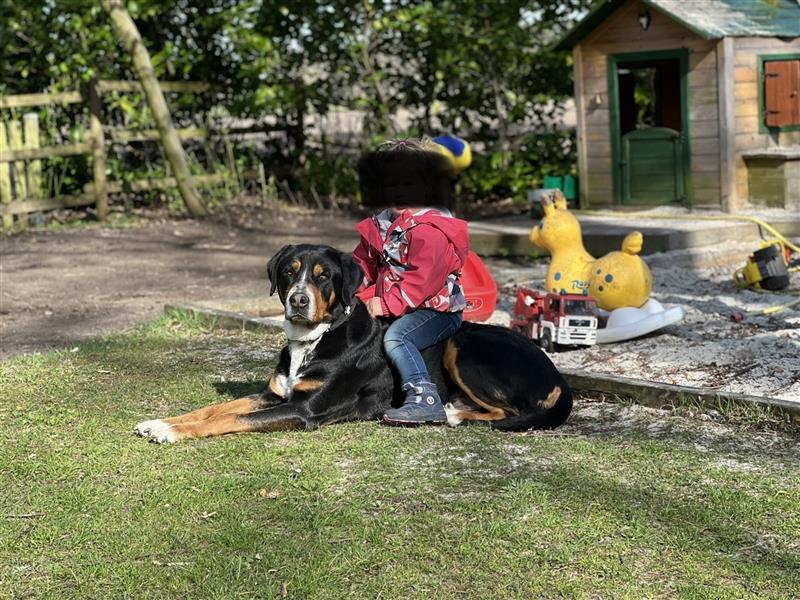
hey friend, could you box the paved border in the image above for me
[469,216,800,258]
[562,368,799,418]
[165,302,285,333]
[165,302,799,419]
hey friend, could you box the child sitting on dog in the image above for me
[352,138,470,425]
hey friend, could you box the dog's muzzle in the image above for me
[285,286,314,322]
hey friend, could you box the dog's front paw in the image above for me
[134,419,162,437]
[135,419,177,444]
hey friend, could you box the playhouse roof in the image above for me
[556,0,800,51]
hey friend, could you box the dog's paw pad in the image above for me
[134,419,161,436]
[149,422,177,444]
[150,430,177,444]
[137,420,177,444]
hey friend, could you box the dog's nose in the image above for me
[289,292,310,309]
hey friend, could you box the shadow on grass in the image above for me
[214,380,265,398]
[530,462,799,579]
[182,439,798,598]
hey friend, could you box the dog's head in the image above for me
[267,244,364,326]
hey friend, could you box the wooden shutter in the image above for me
[764,59,800,127]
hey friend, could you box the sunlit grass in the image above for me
[1,314,798,599]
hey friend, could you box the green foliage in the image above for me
[462,131,577,202]
[1,0,594,205]
[295,152,360,200]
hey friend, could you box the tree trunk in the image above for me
[100,0,206,217]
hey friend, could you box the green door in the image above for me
[622,127,684,204]
[608,49,691,206]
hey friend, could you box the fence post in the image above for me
[23,113,42,200]
[87,80,108,221]
[0,123,11,228]
[8,120,27,226]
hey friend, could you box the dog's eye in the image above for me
[284,267,294,275]
[318,271,330,279]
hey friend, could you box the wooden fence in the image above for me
[0,80,223,228]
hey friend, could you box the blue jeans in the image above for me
[383,309,463,385]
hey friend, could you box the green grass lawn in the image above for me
[1,314,798,599]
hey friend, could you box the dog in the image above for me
[134,244,572,443]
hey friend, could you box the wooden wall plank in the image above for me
[573,44,590,207]
[734,37,800,51]
[734,66,757,83]
[689,104,719,121]
[691,118,720,139]
[584,109,610,127]
[690,86,718,105]
[691,154,721,172]
[690,137,720,155]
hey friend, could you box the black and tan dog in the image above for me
[134,244,572,443]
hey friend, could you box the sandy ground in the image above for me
[2,215,798,403]
[487,250,800,402]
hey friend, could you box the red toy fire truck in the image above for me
[510,287,598,351]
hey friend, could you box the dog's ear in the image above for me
[267,245,295,296]
[339,252,364,305]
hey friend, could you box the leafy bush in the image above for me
[461,131,576,203]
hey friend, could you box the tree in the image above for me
[2,0,596,205]
[100,0,206,217]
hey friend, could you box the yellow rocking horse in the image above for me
[529,191,652,311]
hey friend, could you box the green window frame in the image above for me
[757,53,800,134]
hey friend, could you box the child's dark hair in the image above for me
[357,138,453,209]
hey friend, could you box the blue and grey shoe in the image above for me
[383,381,446,426]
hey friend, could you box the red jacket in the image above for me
[353,209,470,317]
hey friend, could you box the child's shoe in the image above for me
[383,381,446,425]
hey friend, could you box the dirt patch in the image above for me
[0,213,360,358]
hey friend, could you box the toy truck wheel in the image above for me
[541,329,554,352]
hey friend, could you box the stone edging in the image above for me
[164,303,799,419]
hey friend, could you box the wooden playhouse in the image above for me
[556,0,800,211]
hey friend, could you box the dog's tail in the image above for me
[490,383,573,432]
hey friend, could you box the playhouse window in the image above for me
[762,57,800,129]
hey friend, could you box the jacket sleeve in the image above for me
[352,238,378,292]
[380,226,455,317]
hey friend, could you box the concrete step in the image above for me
[469,213,800,257]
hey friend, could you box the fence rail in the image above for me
[0,91,83,110]
[0,80,220,229]
[0,142,92,163]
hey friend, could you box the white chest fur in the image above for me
[278,321,330,398]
